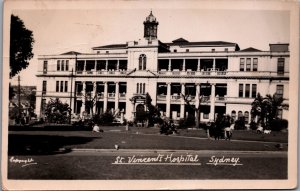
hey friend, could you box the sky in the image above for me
[9,7,290,86]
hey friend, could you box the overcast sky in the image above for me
[10,7,290,85]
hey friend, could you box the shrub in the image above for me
[234,117,246,130]
[92,112,115,126]
[178,117,195,129]
[270,119,288,131]
[249,121,257,130]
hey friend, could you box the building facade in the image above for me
[36,11,289,124]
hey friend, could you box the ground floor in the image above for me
[35,79,289,123]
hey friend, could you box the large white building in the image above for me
[36,11,289,124]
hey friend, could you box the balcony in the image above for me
[157,94,167,101]
[171,94,181,100]
[108,93,115,98]
[97,93,104,99]
[119,93,126,100]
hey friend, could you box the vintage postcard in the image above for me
[2,0,299,190]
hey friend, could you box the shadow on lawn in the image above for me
[8,134,100,155]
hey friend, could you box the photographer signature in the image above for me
[10,156,37,167]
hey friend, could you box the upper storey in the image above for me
[37,11,290,79]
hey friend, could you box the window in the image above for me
[139,83,142,93]
[225,48,228,52]
[245,84,250,97]
[57,60,60,71]
[231,110,236,120]
[43,61,48,74]
[246,58,251,71]
[277,58,285,74]
[253,58,258,71]
[244,111,249,123]
[203,113,209,119]
[186,49,189,52]
[42,81,47,93]
[61,60,65,71]
[66,60,69,71]
[211,49,215,52]
[174,49,177,52]
[139,54,147,70]
[41,99,46,112]
[60,81,64,92]
[137,83,145,94]
[56,81,59,92]
[277,109,283,119]
[65,81,68,92]
[240,58,245,71]
[238,111,243,119]
[252,84,257,98]
[239,84,243,97]
[143,83,145,94]
[276,85,284,98]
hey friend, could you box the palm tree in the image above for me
[251,93,286,128]
[251,93,265,126]
[265,93,286,122]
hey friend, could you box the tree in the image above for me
[145,93,161,126]
[10,14,34,78]
[44,98,71,124]
[181,93,205,128]
[251,93,287,128]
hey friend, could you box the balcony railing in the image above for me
[119,93,126,99]
[157,94,167,100]
[171,94,181,100]
[108,93,115,98]
[155,70,289,77]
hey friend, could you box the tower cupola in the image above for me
[143,11,159,40]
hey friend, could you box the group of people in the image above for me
[207,114,234,140]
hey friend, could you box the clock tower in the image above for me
[143,11,159,40]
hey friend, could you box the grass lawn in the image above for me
[9,129,287,155]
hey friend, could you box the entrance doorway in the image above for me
[135,104,146,122]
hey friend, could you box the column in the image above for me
[195,83,200,109]
[197,59,200,71]
[168,59,171,71]
[166,83,171,118]
[92,82,97,114]
[83,60,86,72]
[117,60,120,71]
[103,81,108,112]
[115,82,119,110]
[180,83,185,119]
[80,81,86,117]
[195,83,200,119]
[210,83,216,120]
[212,59,216,71]
[105,60,108,71]
[131,100,135,121]
[182,59,186,71]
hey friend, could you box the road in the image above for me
[8,149,287,179]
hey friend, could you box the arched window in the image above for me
[231,110,236,120]
[238,111,243,119]
[139,54,147,70]
[244,111,249,123]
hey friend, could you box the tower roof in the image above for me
[145,11,157,23]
